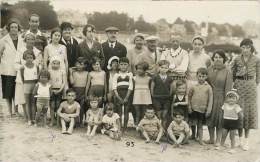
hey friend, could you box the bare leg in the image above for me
[230,130,236,149]
[177,133,185,145]
[22,104,28,121]
[155,129,164,144]
[191,126,196,139]
[87,125,92,136]
[60,118,67,133]
[90,125,98,136]
[6,98,13,116]
[30,94,36,123]
[141,130,150,143]
[168,133,178,145]
[215,127,222,146]
[50,101,55,126]
[134,105,141,125]
[207,127,215,144]
[67,118,75,134]
[221,128,229,146]
[25,94,32,124]
[161,109,168,130]
[198,121,205,145]
[123,104,129,131]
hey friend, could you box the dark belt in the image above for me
[235,76,254,80]
[171,75,186,80]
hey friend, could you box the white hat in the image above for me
[107,56,119,70]
[145,35,159,41]
[226,89,239,100]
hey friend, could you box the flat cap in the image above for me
[105,26,119,32]
[145,35,159,41]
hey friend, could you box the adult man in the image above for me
[24,13,47,51]
[102,26,127,71]
[59,22,79,68]
[160,34,189,81]
[137,35,161,76]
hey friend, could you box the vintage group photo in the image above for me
[0,0,260,162]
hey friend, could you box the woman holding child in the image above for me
[207,50,233,146]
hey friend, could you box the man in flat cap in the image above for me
[102,26,127,71]
[59,22,80,69]
[137,35,161,76]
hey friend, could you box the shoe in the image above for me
[228,149,236,154]
[243,144,249,151]
[215,146,221,150]
[28,121,32,126]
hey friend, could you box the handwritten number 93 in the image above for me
[125,141,135,147]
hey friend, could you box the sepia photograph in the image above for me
[0,0,260,161]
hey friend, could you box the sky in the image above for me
[2,0,260,25]
[51,0,260,25]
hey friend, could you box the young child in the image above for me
[33,70,51,127]
[171,80,189,122]
[133,61,152,125]
[86,57,107,105]
[216,90,243,154]
[137,107,164,144]
[151,60,174,129]
[112,57,133,132]
[106,56,119,102]
[69,57,88,126]
[57,89,80,134]
[86,96,103,137]
[21,50,39,125]
[101,103,121,140]
[49,58,66,126]
[167,112,190,147]
[188,67,213,145]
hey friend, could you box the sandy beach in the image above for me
[0,99,260,162]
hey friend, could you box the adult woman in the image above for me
[78,24,104,71]
[43,28,68,73]
[207,50,232,146]
[231,38,260,150]
[127,33,146,74]
[0,19,24,117]
[14,33,42,123]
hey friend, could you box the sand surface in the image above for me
[0,99,260,162]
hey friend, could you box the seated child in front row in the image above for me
[101,103,121,140]
[188,67,213,145]
[167,112,190,148]
[216,90,243,154]
[57,89,80,134]
[137,107,164,144]
[33,70,51,127]
[86,96,103,137]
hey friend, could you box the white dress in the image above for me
[133,75,152,105]
[46,44,67,72]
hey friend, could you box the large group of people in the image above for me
[0,14,259,154]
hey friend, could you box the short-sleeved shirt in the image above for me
[167,120,189,135]
[102,113,120,131]
[60,101,80,114]
[138,116,161,133]
[222,103,242,120]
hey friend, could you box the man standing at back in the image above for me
[102,26,127,71]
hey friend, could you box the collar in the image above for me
[25,29,42,36]
[108,41,116,48]
[212,63,226,70]
[170,47,181,55]
[61,37,74,45]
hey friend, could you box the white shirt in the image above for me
[109,42,116,48]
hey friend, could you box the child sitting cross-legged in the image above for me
[86,96,103,137]
[167,112,190,148]
[57,88,80,135]
[101,103,121,140]
[136,107,164,144]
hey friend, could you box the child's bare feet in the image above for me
[199,141,206,145]
[28,121,32,126]
[155,140,160,144]
[145,139,151,143]
[173,144,178,148]
[61,130,67,134]
[228,149,236,154]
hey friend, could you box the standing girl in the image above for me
[133,61,152,125]
[85,57,107,104]
[44,28,68,74]
[218,90,243,154]
[21,50,39,125]
[33,70,51,127]
[106,56,119,102]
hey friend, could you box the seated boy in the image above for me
[167,112,190,147]
[57,89,80,134]
[137,107,164,144]
[101,103,121,140]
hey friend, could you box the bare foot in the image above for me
[145,139,151,143]
[155,140,160,144]
[199,141,206,146]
